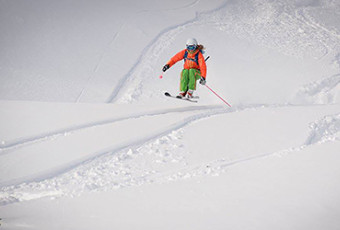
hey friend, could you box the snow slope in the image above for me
[0,0,340,229]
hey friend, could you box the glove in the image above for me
[162,64,170,72]
[199,77,206,85]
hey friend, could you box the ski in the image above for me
[165,92,199,99]
[164,92,198,103]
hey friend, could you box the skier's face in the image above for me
[186,45,197,52]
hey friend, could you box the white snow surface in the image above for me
[0,0,340,229]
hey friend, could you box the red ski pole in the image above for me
[205,84,232,107]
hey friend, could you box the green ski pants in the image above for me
[180,69,202,92]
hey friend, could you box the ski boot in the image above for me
[176,91,187,99]
[186,90,194,99]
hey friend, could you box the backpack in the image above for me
[184,50,201,65]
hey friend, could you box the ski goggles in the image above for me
[186,45,197,51]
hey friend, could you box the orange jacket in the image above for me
[166,49,207,79]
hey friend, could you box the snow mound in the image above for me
[305,113,340,145]
[292,74,340,104]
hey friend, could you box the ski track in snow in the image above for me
[294,8,332,60]
[0,105,233,205]
[75,29,123,103]
[0,105,222,152]
[150,114,340,185]
[138,0,200,13]
[1,104,340,206]
[0,103,279,187]
[0,104,232,186]
[297,7,340,41]
[288,6,340,103]
[0,103,271,204]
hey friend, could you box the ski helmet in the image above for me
[186,38,198,46]
[186,38,198,50]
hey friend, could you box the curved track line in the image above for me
[0,105,222,152]
[0,103,289,188]
[2,104,337,204]
[0,106,230,187]
[139,0,200,13]
[75,25,124,103]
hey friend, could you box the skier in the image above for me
[162,38,207,99]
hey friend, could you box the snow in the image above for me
[0,0,340,229]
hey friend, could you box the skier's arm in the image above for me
[198,52,207,85]
[166,49,186,67]
[198,52,207,79]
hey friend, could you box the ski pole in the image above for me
[202,56,231,107]
[205,84,232,107]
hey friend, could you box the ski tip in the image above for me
[164,92,171,97]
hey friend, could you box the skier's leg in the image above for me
[187,69,201,97]
[179,69,189,97]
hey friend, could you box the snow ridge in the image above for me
[292,74,340,104]
[304,113,340,145]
